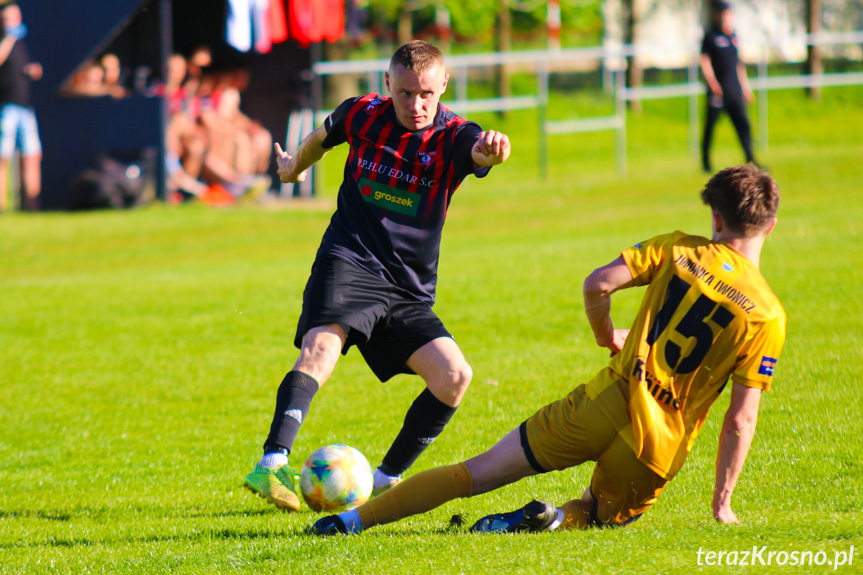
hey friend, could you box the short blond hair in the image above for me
[390,41,445,74]
[701,164,780,235]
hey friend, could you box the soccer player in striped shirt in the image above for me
[244,41,511,511]
[312,164,786,535]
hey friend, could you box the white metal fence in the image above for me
[296,31,863,186]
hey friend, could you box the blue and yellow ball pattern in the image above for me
[299,444,373,512]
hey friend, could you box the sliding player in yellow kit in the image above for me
[312,164,786,535]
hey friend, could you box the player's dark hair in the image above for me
[701,164,780,235]
[710,1,731,25]
[712,1,732,13]
[390,40,445,74]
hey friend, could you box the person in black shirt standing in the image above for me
[700,1,757,173]
[243,41,511,512]
[0,1,41,211]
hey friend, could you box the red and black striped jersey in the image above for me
[316,94,489,303]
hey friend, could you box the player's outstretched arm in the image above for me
[471,130,511,167]
[274,125,331,184]
[583,256,636,355]
[713,383,762,524]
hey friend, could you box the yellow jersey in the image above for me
[586,232,786,479]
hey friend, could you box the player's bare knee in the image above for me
[294,340,341,383]
[456,362,473,391]
[432,362,472,406]
[309,340,340,366]
[310,341,340,366]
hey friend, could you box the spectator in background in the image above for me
[186,45,212,83]
[700,1,757,173]
[63,60,107,97]
[195,66,271,190]
[215,85,272,176]
[164,53,269,204]
[61,55,127,99]
[163,53,221,202]
[100,53,128,98]
[0,1,41,211]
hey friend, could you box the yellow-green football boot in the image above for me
[243,464,301,512]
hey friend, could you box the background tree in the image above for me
[497,0,512,113]
[621,0,642,111]
[806,0,823,100]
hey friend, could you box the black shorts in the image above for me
[295,256,452,382]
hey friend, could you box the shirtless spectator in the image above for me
[165,54,269,203]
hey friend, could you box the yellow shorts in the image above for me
[521,373,668,526]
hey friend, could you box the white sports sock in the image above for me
[259,452,288,468]
[373,467,401,489]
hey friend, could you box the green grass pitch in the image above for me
[1,88,861,573]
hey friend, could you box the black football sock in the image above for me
[263,371,319,455]
[380,388,457,477]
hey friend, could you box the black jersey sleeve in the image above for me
[453,121,491,180]
[321,97,357,149]
[701,30,713,56]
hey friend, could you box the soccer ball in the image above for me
[299,444,373,512]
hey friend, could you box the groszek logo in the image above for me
[358,177,421,216]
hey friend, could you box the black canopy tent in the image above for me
[27,0,310,209]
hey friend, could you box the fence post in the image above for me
[457,66,469,119]
[758,42,768,156]
[602,57,613,94]
[309,42,324,197]
[537,59,549,179]
[156,0,172,202]
[688,48,700,161]
[367,70,381,95]
[615,68,627,175]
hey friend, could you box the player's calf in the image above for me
[378,388,458,479]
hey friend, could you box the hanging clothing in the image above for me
[235,0,343,50]
[226,0,252,52]
[321,0,344,43]
[287,0,344,47]
[253,0,273,53]
[287,0,314,47]
[270,0,288,43]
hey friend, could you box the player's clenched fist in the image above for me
[605,329,630,357]
[471,130,511,167]
[274,142,308,183]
